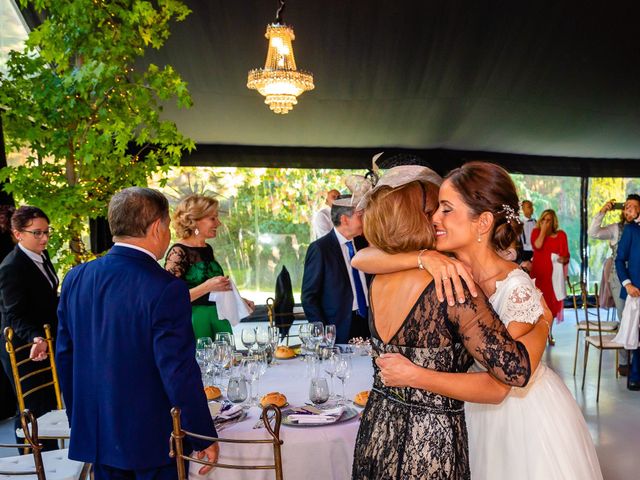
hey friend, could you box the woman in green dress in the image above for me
[165,194,253,338]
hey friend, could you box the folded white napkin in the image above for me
[214,404,244,421]
[288,406,345,424]
[550,253,567,301]
[208,280,253,326]
[613,296,640,349]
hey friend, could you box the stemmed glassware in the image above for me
[241,356,261,407]
[241,328,256,353]
[335,354,352,405]
[324,325,336,348]
[215,332,235,351]
[322,347,341,398]
[255,325,270,352]
[196,337,214,385]
[299,323,312,356]
[308,322,324,356]
[211,341,233,387]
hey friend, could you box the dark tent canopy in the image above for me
[136,0,640,176]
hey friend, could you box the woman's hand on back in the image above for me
[421,251,477,305]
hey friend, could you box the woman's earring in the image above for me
[194,228,200,236]
[477,235,482,243]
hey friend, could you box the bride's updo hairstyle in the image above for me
[363,180,438,254]
[445,161,523,252]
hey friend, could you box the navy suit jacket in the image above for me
[616,222,640,300]
[301,230,370,344]
[56,246,215,470]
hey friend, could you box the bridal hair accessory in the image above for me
[500,204,522,224]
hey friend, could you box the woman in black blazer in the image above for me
[0,206,59,451]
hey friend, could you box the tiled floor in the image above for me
[2,310,638,479]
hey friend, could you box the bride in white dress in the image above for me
[353,161,603,479]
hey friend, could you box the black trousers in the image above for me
[0,344,60,452]
[348,310,371,341]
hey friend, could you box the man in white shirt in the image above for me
[311,189,340,240]
[589,195,640,320]
[520,200,536,263]
[302,195,370,344]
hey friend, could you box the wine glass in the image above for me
[241,328,256,352]
[309,322,324,355]
[255,325,270,351]
[322,347,341,397]
[324,325,336,348]
[241,356,260,406]
[299,323,312,355]
[196,337,213,351]
[309,377,330,406]
[211,341,233,387]
[267,326,279,364]
[215,332,235,350]
[254,350,269,398]
[335,354,352,405]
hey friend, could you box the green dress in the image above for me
[164,243,233,339]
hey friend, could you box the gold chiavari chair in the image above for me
[170,405,284,480]
[4,324,69,450]
[580,282,625,402]
[569,280,619,376]
[0,410,90,480]
[0,410,45,479]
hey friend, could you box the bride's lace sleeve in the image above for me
[447,286,531,387]
[501,282,544,327]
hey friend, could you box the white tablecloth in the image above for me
[190,354,374,480]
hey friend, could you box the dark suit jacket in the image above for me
[301,230,369,344]
[0,245,59,417]
[616,222,640,300]
[56,245,216,470]
[0,245,58,345]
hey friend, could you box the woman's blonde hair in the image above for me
[363,181,438,254]
[537,209,559,234]
[172,194,219,239]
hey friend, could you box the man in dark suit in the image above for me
[302,195,370,344]
[0,206,59,450]
[56,187,218,480]
[615,198,640,390]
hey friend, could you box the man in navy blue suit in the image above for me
[615,194,640,390]
[56,188,218,479]
[302,195,370,344]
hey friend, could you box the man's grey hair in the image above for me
[108,187,169,238]
[331,195,356,227]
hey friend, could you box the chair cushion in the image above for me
[577,321,619,331]
[0,449,83,480]
[16,410,70,439]
[585,335,625,349]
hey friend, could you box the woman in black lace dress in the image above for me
[351,167,543,480]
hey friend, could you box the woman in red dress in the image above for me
[530,209,570,345]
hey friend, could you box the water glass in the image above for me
[309,377,330,405]
[308,322,324,355]
[255,325,270,351]
[299,323,312,355]
[211,341,233,386]
[322,347,341,397]
[227,376,248,404]
[241,356,261,406]
[324,325,336,348]
[196,337,214,351]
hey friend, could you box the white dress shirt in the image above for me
[18,243,57,289]
[521,216,536,252]
[333,228,369,311]
[587,211,620,247]
[312,207,333,240]
[113,242,157,260]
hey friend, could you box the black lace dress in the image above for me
[352,282,531,480]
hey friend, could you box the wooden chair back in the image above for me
[0,410,45,480]
[3,324,63,413]
[170,404,284,480]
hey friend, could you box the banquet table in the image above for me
[191,353,374,480]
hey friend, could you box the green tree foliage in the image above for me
[0,0,194,268]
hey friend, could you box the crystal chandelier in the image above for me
[247,0,314,114]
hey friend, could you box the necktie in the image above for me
[41,254,59,290]
[345,241,368,318]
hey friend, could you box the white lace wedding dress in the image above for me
[466,269,603,480]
